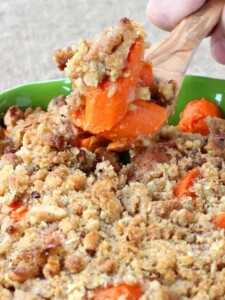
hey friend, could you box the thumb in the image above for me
[211,5,225,65]
[147,0,206,31]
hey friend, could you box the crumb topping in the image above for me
[54,18,145,88]
[1,98,225,299]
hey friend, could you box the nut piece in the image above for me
[67,172,86,191]
[92,179,122,223]
[65,254,84,274]
[29,205,67,223]
[43,255,60,278]
[47,95,66,111]
[98,258,115,274]
[155,199,183,218]
[84,230,100,252]
[206,133,225,158]
[128,143,172,182]
[172,208,194,226]
[54,47,75,71]
[8,265,39,283]
[95,147,121,172]
[4,106,24,130]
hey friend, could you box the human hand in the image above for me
[147,0,225,64]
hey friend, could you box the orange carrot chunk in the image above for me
[174,168,201,197]
[177,98,222,135]
[79,136,93,150]
[139,61,153,88]
[99,99,167,140]
[73,37,144,133]
[212,213,225,229]
[93,283,144,300]
[79,136,107,152]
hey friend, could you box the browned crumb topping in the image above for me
[1,95,225,299]
[54,18,145,88]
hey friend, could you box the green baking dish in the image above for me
[0,75,225,124]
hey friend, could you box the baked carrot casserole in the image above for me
[0,19,225,300]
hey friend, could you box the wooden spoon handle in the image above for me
[145,0,225,85]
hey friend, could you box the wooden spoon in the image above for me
[145,0,225,114]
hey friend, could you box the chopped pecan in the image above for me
[29,205,67,223]
[155,199,183,218]
[45,134,65,150]
[128,143,172,182]
[84,230,100,252]
[206,134,225,158]
[64,254,84,274]
[92,179,122,223]
[8,264,39,283]
[97,258,115,274]
[172,208,194,226]
[1,153,23,168]
[54,47,75,71]
[207,116,225,135]
[5,225,17,234]
[4,106,24,130]
[47,95,66,111]
[30,191,41,199]
[95,147,121,172]
[44,231,63,253]
[126,226,145,246]
[151,80,176,114]
[3,145,18,154]
[43,255,60,278]
[67,172,86,191]
[77,148,97,173]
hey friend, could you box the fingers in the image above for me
[146,0,206,31]
[211,5,225,64]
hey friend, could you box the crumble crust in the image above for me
[1,99,225,299]
[54,18,145,89]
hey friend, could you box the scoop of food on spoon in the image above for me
[53,2,224,152]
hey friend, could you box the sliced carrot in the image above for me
[177,98,222,135]
[79,136,108,152]
[127,37,145,86]
[79,136,93,150]
[174,168,201,197]
[139,61,153,88]
[212,213,225,229]
[93,283,144,300]
[72,37,144,133]
[98,99,167,140]
[8,201,28,222]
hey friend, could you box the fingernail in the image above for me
[212,37,225,65]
